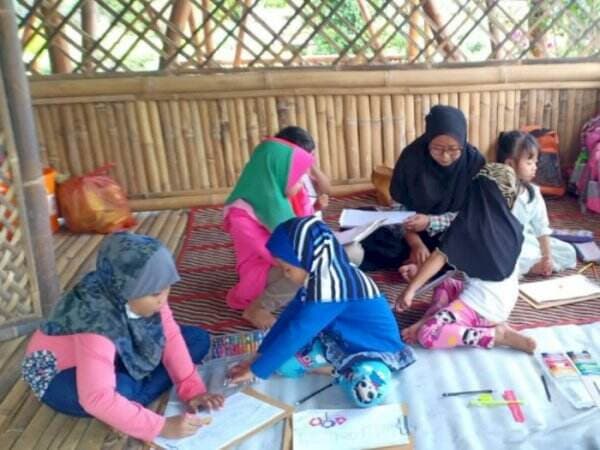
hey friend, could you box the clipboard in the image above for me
[283,403,413,450]
[151,387,293,450]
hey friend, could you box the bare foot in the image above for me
[401,318,426,344]
[242,303,276,329]
[494,325,537,354]
[398,263,418,282]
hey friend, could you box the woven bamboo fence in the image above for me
[15,0,600,74]
[29,62,600,210]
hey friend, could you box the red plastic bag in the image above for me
[57,164,136,233]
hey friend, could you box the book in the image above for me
[154,388,293,450]
[333,218,386,245]
[573,241,600,262]
[540,352,595,409]
[339,209,415,228]
[519,274,600,309]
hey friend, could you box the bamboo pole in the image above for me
[256,97,268,138]
[405,95,416,145]
[235,98,250,165]
[489,91,498,154]
[226,98,243,177]
[414,95,423,136]
[245,98,260,151]
[316,96,332,177]
[357,95,372,178]
[125,101,149,193]
[469,92,480,147]
[449,92,459,108]
[179,100,201,190]
[276,97,290,129]
[325,95,339,181]
[480,91,491,157]
[496,91,506,140]
[382,95,394,167]
[83,103,106,169]
[217,99,236,185]
[148,100,172,192]
[266,96,279,136]
[188,100,210,188]
[208,100,230,186]
[505,90,515,132]
[541,90,551,127]
[344,95,360,180]
[393,95,406,158]
[306,96,319,154]
[170,99,191,190]
[136,101,161,192]
[37,106,59,169]
[0,0,60,317]
[73,103,93,173]
[513,90,521,129]
[158,100,179,190]
[32,108,49,167]
[551,89,560,132]
[527,89,537,124]
[60,106,83,175]
[296,95,307,130]
[440,93,449,105]
[198,100,219,187]
[233,0,252,67]
[370,96,383,168]
[103,104,127,187]
[519,90,529,127]
[114,102,138,193]
[334,95,348,180]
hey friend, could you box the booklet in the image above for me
[333,218,387,245]
[338,209,415,228]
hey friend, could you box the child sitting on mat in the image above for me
[497,130,576,277]
[228,217,415,407]
[21,233,223,443]
[397,163,537,354]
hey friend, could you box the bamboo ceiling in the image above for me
[15,0,600,75]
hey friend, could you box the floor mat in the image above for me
[170,192,600,333]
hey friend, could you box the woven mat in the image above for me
[170,192,600,334]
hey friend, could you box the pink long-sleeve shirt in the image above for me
[25,304,206,443]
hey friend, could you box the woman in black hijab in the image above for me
[360,105,485,276]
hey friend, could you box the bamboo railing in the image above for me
[29,62,600,210]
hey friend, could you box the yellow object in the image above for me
[43,167,59,233]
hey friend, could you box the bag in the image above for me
[522,125,565,197]
[57,164,136,233]
[573,115,600,213]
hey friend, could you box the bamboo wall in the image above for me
[29,63,600,210]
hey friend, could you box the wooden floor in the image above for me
[0,209,189,450]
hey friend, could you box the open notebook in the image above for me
[519,274,600,309]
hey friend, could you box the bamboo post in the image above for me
[449,92,459,108]
[158,101,179,190]
[344,95,360,180]
[32,108,48,167]
[103,104,127,186]
[316,96,332,177]
[370,96,383,168]
[198,100,219,187]
[136,101,161,192]
[513,90,521,129]
[382,95,394,167]
[0,0,60,317]
[357,95,372,178]
[440,93,449,105]
[218,99,237,184]
[325,96,339,181]
[170,100,191,190]
[519,90,529,127]
[84,103,106,169]
[550,89,560,132]
[114,102,138,193]
[539,89,548,127]
[276,98,290,130]
[296,96,307,130]
[179,100,201,189]
[393,95,406,158]
[469,92,480,147]
[527,89,537,124]
[208,100,230,186]
[266,96,279,136]
[235,98,250,164]
[496,91,506,140]
[233,0,252,67]
[256,97,268,138]
[188,100,210,188]
[459,93,470,135]
[37,106,59,169]
[480,91,491,157]
[73,103,93,173]
[226,99,243,177]
[125,101,149,193]
[414,95,423,136]
[405,95,416,145]
[334,95,348,180]
[148,100,172,192]
[60,106,83,175]
[245,98,260,151]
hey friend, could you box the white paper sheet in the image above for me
[519,274,600,304]
[154,391,285,450]
[292,404,409,450]
[339,209,415,228]
[333,218,386,245]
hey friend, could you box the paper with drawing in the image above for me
[519,274,600,304]
[154,391,285,450]
[293,404,409,450]
[339,209,415,228]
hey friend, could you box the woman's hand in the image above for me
[186,393,225,412]
[403,214,430,233]
[396,287,416,312]
[160,413,208,439]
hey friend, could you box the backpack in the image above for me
[521,125,565,197]
[571,115,600,213]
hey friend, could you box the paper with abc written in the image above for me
[292,403,409,450]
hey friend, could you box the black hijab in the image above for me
[390,105,485,214]
[439,163,524,281]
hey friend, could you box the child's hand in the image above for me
[403,214,430,233]
[227,359,255,385]
[409,243,430,265]
[160,413,208,439]
[396,288,415,312]
[186,393,225,412]
[316,193,329,210]
[540,256,553,276]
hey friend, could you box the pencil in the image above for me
[541,374,552,402]
[577,262,594,274]
[442,389,493,397]
[295,382,335,405]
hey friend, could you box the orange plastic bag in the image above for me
[57,164,136,233]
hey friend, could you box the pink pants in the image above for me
[224,208,274,310]
[417,279,496,349]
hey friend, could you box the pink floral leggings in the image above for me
[416,279,496,350]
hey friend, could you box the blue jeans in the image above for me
[41,325,210,417]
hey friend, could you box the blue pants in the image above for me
[41,325,210,417]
